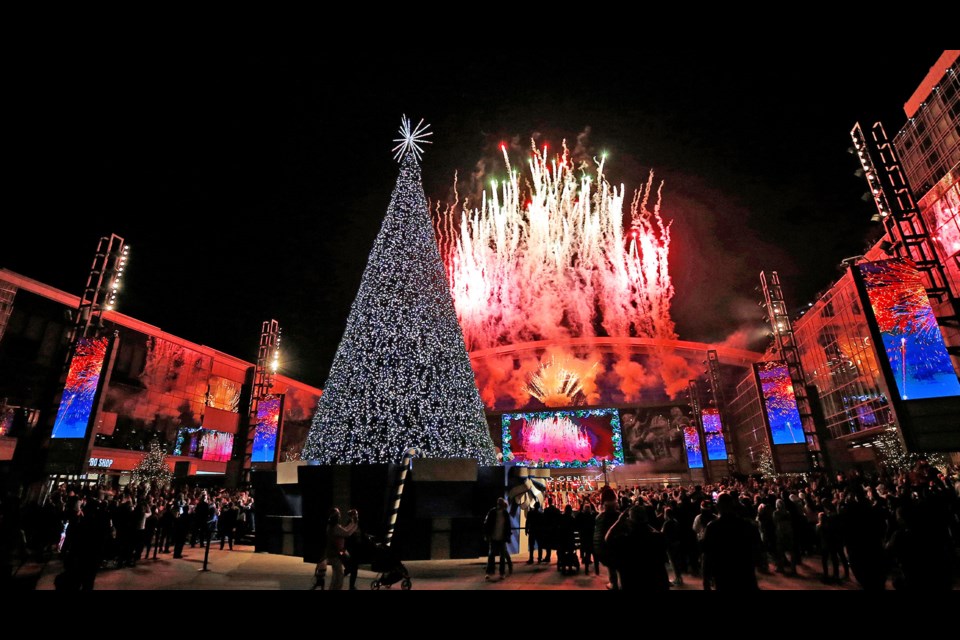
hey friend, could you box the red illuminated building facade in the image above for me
[724,53,960,474]
[0,269,321,483]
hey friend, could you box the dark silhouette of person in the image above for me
[576,502,598,575]
[343,508,365,590]
[158,501,174,553]
[842,488,887,590]
[701,492,761,591]
[483,498,513,580]
[59,497,111,590]
[218,500,239,550]
[606,506,669,591]
[886,502,953,590]
[661,506,685,586]
[816,504,848,583]
[540,498,561,564]
[755,502,776,573]
[525,501,543,564]
[556,505,577,574]
[593,499,620,590]
[172,504,189,559]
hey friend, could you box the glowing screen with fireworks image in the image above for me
[756,361,804,445]
[502,408,624,468]
[52,337,109,439]
[701,408,727,460]
[252,394,283,463]
[858,259,960,401]
[683,426,703,469]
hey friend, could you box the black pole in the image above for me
[201,529,211,572]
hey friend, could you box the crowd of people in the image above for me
[13,483,255,590]
[495,460,960,590]
[4,459,958,590]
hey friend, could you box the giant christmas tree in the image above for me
[302,118,497,465]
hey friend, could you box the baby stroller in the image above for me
[370,542,412,590]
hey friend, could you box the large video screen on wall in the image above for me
[701,408,727,461]
[52,337,110,439]
[857,259,960,401]
[252,394,283,463]
[683,426,703,469]
[502,408,624,468]
[756,361,804,445]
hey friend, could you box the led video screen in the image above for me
[252,394,283,463]
[701,408,727,461]
[501,408,624,468]
[756,361,804,445]
[858,259,960,401]
[174,427,234,462]
[52,337,109,439]
[683,426,703,469]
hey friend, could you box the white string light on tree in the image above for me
[302,116,496,465]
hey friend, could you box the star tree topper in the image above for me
[392,115,433,162]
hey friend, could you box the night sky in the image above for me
[5,48,946,388]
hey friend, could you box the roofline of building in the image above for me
[468,336,763,367]
[0,268,322,395]
[904,50,959,119]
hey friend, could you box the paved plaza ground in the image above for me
[23,545,874,590]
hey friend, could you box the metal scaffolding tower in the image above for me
[761,270,823,470]
[243,319,280,480]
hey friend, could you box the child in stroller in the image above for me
[370,541,412,590]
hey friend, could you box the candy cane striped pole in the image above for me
[385,447,420,547]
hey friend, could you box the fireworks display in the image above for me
[520,415,593,462]
[437,142,685,405]
[683,425,703,469]
[252,394,283,463]
[502,408,624,468]
[52,337,109,439]
[524,356,598,407]
[756,361,804,445]
[200,430,234,462]
[700,407,728,460]
[858,259,960,401]
[439,142,674,347]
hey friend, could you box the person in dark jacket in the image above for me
[605,506,669,591]
[556,505,578,574]
[343,509,366,590]
[773,499,796,574]
[484,498,513,580]
[661,506,685,586]
[218,500,239,550]
[842,489,887,590]
[816,504,848,583]
[576,502,597,575]
[886,503,953,591]
[158,502,174,553]
[702,492,761,591]
[59,498,111,590]
[172,504,189,559]
[756,502,776,573]
[593,500,620,590]
[540,498,561,564]
[143,501,158,559]
[525,502,544,565]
